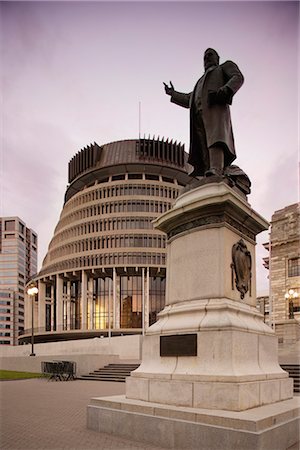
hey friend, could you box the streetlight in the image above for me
[285,289,299,319]
[27,286,38,356]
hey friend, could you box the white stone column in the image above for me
[67,281,71,330]
[108,277,112,337]
[142,268,145,335]
[144,267,150,330]
[56,275,64,332]
[81,270,88,330]
[113,268,120,328]
[50,284,55,331]
[88,278,94,329]
[38,280,46,331]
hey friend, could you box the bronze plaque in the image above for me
[160,334,197,357]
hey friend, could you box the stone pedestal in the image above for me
[126,182,292,411]
[87,182,299,448]
[88,395,300,450]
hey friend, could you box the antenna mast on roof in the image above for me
[138,101,142,139]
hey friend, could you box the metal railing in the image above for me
[41,361,76,381]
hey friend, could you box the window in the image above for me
[46,285,52,298]
[145,174,159,181]
[19,222,25,234]
[120,276,142,328]
[112,174,125,181]
[5,220,15,231]
[4,234,15,239]
[0,300,10,306]
[128,173,143,180]
[288,258,300,277]
[162,176,174,183]
[98,177,109,184]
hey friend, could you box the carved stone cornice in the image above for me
[167,211,256,242]
[154,182,269,243]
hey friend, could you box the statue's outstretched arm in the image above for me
[171,91,191,109]
[163,81,191,109]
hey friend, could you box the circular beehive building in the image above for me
[21,137,192,343]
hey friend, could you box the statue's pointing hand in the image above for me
[163,81,174,96]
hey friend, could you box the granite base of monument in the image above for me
[87,182,299,449]
[87,395,300,450]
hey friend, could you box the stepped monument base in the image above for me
[87,182,299,449]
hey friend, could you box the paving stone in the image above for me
[0,379,164,450]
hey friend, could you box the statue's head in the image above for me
[204,48,219,71]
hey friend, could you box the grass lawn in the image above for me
[0,370,45,380]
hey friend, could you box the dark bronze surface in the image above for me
[231,239,252,299]
[164,48,245,180]
[69,143,102,183]
[160,334,197,357]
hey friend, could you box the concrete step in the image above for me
[84,372,126,376]
[79,375,126,382]
[102,366,140,369]
[93,371,135,376]
[94,368,136,371]
[280,364,300,394]
[79,362,140,382]
[95,366,139,370]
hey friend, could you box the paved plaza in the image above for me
[0,378,165,450]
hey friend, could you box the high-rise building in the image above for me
[0,217,38,345]
[262,203,300,324]
[20,138,192,344]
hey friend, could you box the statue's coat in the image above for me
[171,61,244,174]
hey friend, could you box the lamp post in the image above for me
[27,286,38,356]
[285,289,299,319]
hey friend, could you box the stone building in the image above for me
[256,295,270,325]
[20,138,192,344]
[0,217,38,345]
[263,203,300,325]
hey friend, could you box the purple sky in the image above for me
[1,1,299,294]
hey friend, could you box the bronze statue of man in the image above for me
[164,48,244,177]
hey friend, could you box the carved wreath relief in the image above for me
[231,239,252,299]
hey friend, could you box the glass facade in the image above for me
[149,277,166,326]
[120,276,142,328]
